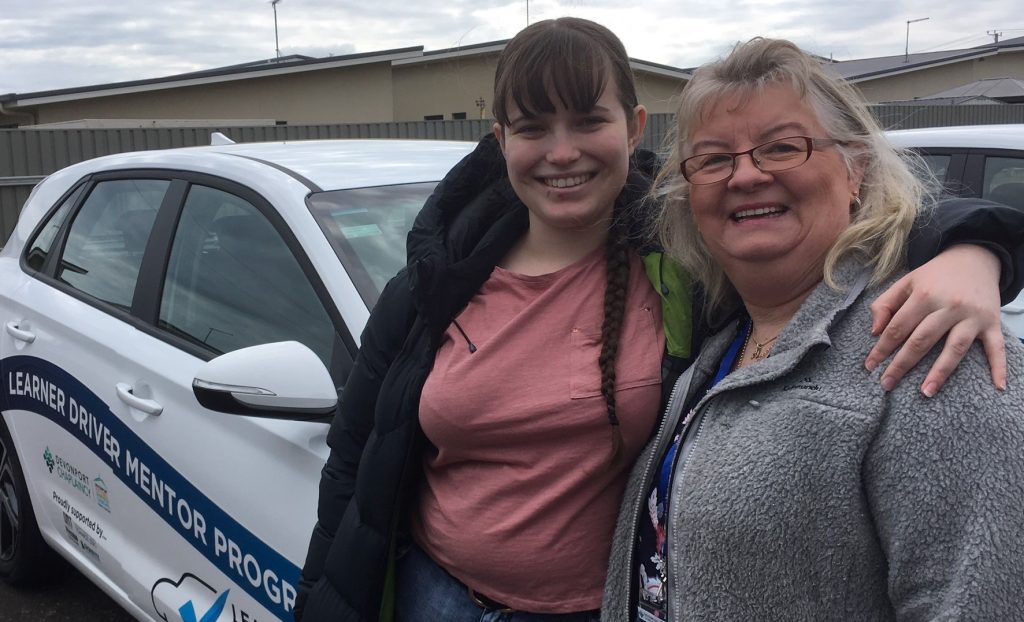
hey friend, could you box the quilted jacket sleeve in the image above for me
[294,269,417,620]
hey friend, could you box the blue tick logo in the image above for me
[179,590,230,622]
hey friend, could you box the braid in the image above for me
[599,215,631,468]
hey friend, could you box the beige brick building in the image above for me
[0,41,690,128]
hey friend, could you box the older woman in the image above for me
[603,38,1024,621]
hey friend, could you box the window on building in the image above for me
[452,112,467,120]
[424,114,444,121]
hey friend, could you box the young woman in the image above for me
[295,18,1023,622]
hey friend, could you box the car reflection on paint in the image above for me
[0,136,474,621]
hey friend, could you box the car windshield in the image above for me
[308,182,437,307]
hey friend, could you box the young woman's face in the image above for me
[495,83,646,238]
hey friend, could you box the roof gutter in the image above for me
[0,96,37,127]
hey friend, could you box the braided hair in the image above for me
[599,212,631,467]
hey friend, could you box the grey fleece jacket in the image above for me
[603,260,1024,621]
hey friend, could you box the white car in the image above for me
[0,138,474,622]
[886,124,1024,339]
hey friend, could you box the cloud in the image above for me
[1,0,1018,94]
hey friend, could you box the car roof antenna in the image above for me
[210,132,236,146]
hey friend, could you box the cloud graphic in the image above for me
[151,573,231,622]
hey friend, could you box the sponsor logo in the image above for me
[94,476,111,512]
[62,509,101,561]
[43,446,93,499]
[63,512,80,545]
[152,574,264,622]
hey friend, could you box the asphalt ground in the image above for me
[0,566,134,622]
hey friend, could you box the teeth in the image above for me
[734,206,785,220]
[544,174,591,188]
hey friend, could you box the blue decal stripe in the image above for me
[1,355,298,621]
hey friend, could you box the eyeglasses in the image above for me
[681,136,843,185]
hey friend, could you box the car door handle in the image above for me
[115,383,163,416]
[5,321,35,343]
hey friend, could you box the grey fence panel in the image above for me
[642,114,674,154]
[0,185,32,246]
[871,104,1024,130]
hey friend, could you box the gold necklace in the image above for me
[749,333,780,361]
[738,324,780,365]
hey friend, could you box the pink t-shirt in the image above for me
[413,247,665,612]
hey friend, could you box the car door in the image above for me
[135,176,352,622]
[1,173,182,618]
[1,170,353,622]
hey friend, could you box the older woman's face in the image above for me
[687,83,862,282]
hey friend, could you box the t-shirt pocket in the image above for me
[569,304,662,399]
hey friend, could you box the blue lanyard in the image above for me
[657,320,750,501]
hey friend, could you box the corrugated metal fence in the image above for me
[2,105,1023,243]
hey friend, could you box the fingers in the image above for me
[980,327,1008,391]
[867,244,1006,396]
[869,306,1007,397]
[868,276,912,337]
[909,319,978,397]
[865,279,933,373]
[873,308,949,392]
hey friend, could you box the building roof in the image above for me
[827,34,1024,83]
[2,39,690,109]
[923,77,1024,101]
[1,47,425,106]
[881,95,1007,106]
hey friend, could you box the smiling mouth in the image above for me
[542,174,593,189]
[733,206,787,222]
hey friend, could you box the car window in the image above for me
[24,185,83,271]
[982,156,1024,210]
[917,154,951,182]
[56,179,169,309]
[307,182,438,306]
[158,184,336,367]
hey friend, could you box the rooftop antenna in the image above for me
[526,0,530,26]
[987,30,1002,43]
[271,0,283,60]
[904,17,929,63]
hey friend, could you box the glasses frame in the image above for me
[680,136,843,185]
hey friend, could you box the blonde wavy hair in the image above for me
[655,37,932,313]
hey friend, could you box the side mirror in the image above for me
[192,341,338,420]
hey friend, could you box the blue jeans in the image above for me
[395,543,601,622]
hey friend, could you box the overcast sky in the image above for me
[2,0,1020,95]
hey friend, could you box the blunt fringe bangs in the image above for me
[493,17,638,125]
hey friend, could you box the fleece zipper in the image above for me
[623,363,699,620]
